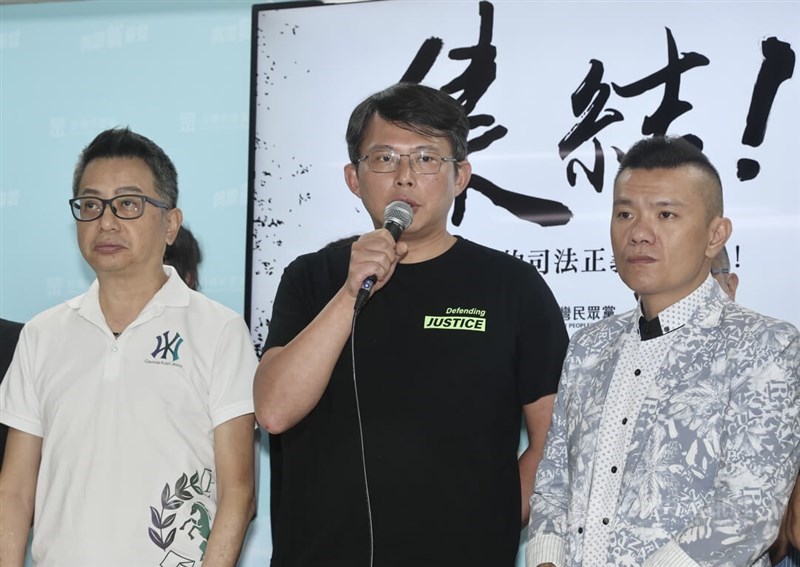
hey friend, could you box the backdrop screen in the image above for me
[247,0,799,347]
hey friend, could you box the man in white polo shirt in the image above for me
[0,128,257,567]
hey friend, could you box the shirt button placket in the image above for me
[104,339,122,381]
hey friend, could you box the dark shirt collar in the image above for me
[638,315,664,341]
[635,276,718,341]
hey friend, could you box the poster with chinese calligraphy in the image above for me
[246,0,799,349]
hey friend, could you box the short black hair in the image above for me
[615,135,723,218]
[346,82,469,166]
[73,127,179,208]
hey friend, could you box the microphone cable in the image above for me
[350,305,374,567]
[347,201,411,567]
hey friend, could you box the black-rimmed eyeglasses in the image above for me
[356,149,458,175]
[69,194,170,222]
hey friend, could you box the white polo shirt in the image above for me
[0,267,257,566]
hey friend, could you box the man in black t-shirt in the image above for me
[254,83,568,567]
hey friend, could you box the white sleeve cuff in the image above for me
[211,400,255,429]
[0,410,43,438]
[525,533,566,567]
[643,541,700,567]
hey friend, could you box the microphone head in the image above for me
[383,200,413,232]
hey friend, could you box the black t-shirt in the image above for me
[265,237,568,567]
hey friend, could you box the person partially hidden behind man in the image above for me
[527,135,800,567]
[164,223,203,291]
[255,82,568,566]
[0,127,258,566]
[773,478,800,566]
[710,244,738,301]
[0,318,24,469]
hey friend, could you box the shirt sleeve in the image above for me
[0,324,43,437]
[263,250,342,353]
[208,315,258,428]
[262,257,311,352]
[517,265,569,404]
[526,338,577,567]
[646,327,800,567]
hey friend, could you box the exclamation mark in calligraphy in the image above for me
[736,37,795,182]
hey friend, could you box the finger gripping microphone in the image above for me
[354,201,413,312]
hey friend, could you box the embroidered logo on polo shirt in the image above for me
[150,331,184,362]
[423,307,487,332]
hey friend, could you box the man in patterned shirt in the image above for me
[527,136,800,567]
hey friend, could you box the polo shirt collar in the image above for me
[67,266,191,332]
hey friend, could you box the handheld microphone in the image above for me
[353,200,413,312]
